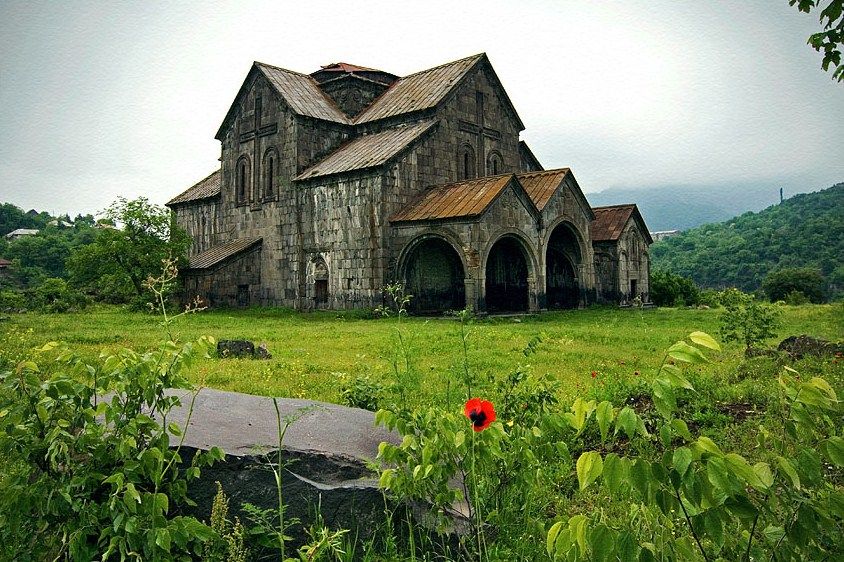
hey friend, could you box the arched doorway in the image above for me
[546,224,582,309]
[485,236,529,312]
[403,237,466,314]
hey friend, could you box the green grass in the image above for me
[2,303,841,409]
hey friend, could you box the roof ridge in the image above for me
[516,167,570,178]
[400,52,485,79]
[592,203,637,210]
[254,61,312,78]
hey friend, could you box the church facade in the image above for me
[167,54,651,313]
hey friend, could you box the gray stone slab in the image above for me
[167,387,399,460]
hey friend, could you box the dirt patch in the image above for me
[716,401,761,423]
[778,335,844,360]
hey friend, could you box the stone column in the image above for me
[463,277,477,312]
[528,276,538,313]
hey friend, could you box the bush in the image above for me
[340,375,385,411]
[28,277,88,312]
[0,289,26,312]
[719,290,781,352]
[698,288,722,308]
[762,267,827,303]
[650,269,700,307]
[0,337,222,559]
[784,289,810,305]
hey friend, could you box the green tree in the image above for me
[762,267,828,303]
[719,290,782,352]
[790,0,844,81]
[67,197,189,303]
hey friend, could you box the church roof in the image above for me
[591,204,653,244]
[354,54,483,124]
[390,174,535,223]
[295,119,438,181]
[517,168,571,211]
[187,237,262,270]
[166,169,221,206]
[255,62,351,124]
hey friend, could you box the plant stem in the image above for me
[674,486,709,562]
[273,397,285,562]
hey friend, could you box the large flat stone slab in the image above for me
[165,388,401,546]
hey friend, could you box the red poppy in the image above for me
[464,398,496,432]
[591,371,598,378]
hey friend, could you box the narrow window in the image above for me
[238,161,246,201]
[266,156,274,197]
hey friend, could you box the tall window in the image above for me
[459,144,476,180]
[236,157,250,203]
[263,148,277,199]
[487,152,502,175]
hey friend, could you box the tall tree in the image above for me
[67,197,189,302]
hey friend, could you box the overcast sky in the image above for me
[1,0,842,216]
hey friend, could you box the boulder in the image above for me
[217,340,254,358]
[165,388,401,546]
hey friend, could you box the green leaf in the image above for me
[763,525,785,544]
[694,436,723,457]
[615,407,638,439]
[167,422,182,437]
[689,331,720,351]
[753,462,774,490]
[630,459,651,498]
[547,521,564,558]
[776,456,801,489]
[155,528,171,552]
[673,447,693,477]
[589,524,616,562]
[596,401,613,442]
[667,341,709,364]
[454,431,465,448]
[576,451,603,491]
[724,453,766,490]
[652,379,676,418]
[671,418,692,441]
[569,515,588,555]
[822,436,844,467]
[602,453,628,494]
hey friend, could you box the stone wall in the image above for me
[182,245,262,307]
[591,223,650,304]
[172,198,221,257]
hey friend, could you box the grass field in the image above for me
[3,303,841,409]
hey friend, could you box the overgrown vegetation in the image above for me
[1,299,841,559]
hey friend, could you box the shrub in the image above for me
[0,337,223,559]
[698,288,722,308]
[0,289,26,312]
[28,277,88,312]
[762,267,827,303]
[784,289,810,305]
[650,269,700,307]
[340,375,385,411]
[719,290,781,353]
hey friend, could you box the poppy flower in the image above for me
[591,371,598,378]
[464,398,496,432]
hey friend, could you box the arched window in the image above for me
[236,156,250,203]
[263,148,278,199]
[487,151,503,175]
[459,144,476,180]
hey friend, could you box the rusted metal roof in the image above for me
[295,120,438,181]
[517,168,571,211]
[256,63,351,124]
[390,174,518,223]
[167,169,221,207]
[591,204,653,244]
[187,238,262,270]
[353,54,484,124]
[318,62,385,74]
[0,258,11,267]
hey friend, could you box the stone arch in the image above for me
[487,150,504,175]
[398,233,467,314]
[235,155,251,204]
[262,147,278,199]
[542,217,589,264]
[483,231,536,313]
[545,221,583,309]
[458,143,476,180]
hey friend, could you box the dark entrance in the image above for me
[546,224,581,309]
[485,237,529,312]
[403,238,465,314]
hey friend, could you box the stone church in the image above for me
[167,53,652,313]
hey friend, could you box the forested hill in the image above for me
[650,183,844,293]
[587,182,812,231]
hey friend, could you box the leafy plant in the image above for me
[340,374,385,411]
[548,332,844,561]
[762,267,828,303]
[0,336,223,560]
[719,290,782,353]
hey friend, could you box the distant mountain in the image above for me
[586,182,820,232]
[650,183,844,294]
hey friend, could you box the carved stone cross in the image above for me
[457,91,501,172]
[239,96,278,143]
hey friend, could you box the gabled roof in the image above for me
[591,204,653,244]
[353,53,524,130]
[216,63,351,139]
[295,120,438,181]
[187,238,262,270]
[0,258,11,267]
[390,174,538,223]
[517,168,571,211]
[167,170,221,207]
